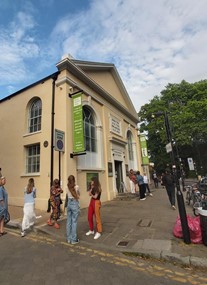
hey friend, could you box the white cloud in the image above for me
[0,10,40,85]
[49,0,207,111]
[1,0,207,112]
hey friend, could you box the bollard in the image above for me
[198,208,207,246]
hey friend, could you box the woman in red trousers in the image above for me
[86,176,102,240]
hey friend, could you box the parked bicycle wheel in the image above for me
[193,201,201,216]
[193,191,201,205]
[186,191,191,205]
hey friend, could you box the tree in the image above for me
[138,80,207,176]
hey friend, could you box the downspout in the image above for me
[50,72,60,187]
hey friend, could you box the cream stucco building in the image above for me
[0,55,143,210]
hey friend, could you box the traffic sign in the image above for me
[54,129,65,152]
[165,142,172,153]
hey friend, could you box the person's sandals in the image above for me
[47,219,53,226]
[54,223,60,229]
[0,231,7,236]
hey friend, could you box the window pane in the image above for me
[85,122,90,136]
[83,107,97,153]
[29,99,42,133]
[91,138,96,152]
[26,144,40,173]
[85,137,90,151]
[127,131,134,160]
[91,125,96,139]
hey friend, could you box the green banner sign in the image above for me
[140,134,149,165]
[72,92,85,153]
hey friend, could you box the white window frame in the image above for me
[78,105,103,169]
[83,106,97,152]
[26,144,40,173]
[28,99,42,133]
[127,130,134,161]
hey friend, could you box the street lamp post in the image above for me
[153,111,191,244]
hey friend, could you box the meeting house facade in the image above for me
[0,55,143,210]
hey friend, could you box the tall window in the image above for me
[26,144,40,173]
[29,99,42,133]
[78,105,103,169]
[83,106,96,152]
[127,131,134,160]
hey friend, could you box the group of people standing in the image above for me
[24,175,103,244]
[37,175,103,244]
[0,167,176,243]
[129,169,153,200]
[0,170,102,243]
[0,174,37,238]
[129,168,176,210]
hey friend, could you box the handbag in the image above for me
[4,211,10,224]
[64,194,68,208]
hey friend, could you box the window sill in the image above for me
[23,131,42,137]
[20,173,40,177]
[77,168,105,172]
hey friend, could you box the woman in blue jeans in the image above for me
[136,171,146,200]
[66,175,80,245]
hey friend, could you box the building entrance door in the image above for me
[115,160,123,193]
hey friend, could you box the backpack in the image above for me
[163,174,174,185]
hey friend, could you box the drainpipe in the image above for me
[50,72,60,187]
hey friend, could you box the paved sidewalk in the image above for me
[6,185,207,268]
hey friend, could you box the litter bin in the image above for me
[198,208,207,246]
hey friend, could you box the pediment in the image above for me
[56,57,138,123]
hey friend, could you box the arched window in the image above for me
[83,106,96,152]
[29,99,42,133]
[78,105,102,169]
[127,130,134,161]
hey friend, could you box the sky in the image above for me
[1,0,207,112]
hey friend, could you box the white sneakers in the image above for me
[86,230,101,239]
[21,231,25,237]
[94,232,101,240]
[86,230,94,236]
[35,215,42,219]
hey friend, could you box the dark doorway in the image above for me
[115,160,123,193]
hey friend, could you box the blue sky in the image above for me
[1,0,207,111]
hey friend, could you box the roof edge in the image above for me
[0,71,60,103]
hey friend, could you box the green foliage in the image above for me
[138,80,207,176]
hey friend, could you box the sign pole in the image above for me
[163,112,191,244]
[59,151,61,183]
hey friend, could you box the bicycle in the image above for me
[185,185,193,205]
[185,183,198,206]
[193,190,207,216]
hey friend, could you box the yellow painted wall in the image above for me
[0,59,143,211]
[85,70,128,108]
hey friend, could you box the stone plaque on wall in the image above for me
[110,116,122,135]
